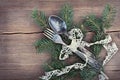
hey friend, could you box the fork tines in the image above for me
[43,28,55,40]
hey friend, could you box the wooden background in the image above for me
[0,0,120,80]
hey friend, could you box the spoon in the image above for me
[48,15,99,62]
[48,15,106,71]
[48,15,68,36]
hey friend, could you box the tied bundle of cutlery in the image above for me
[40,15,118,80]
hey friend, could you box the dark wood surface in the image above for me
[0,0,120,80]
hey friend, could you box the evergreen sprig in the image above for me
[80,66,97,80]
[83,15,103,32]
[34,38,56,53]
[83,15,105,56]
[102,4,116,29]
[82,4,116,57]
[33,4,116,80]
[59,4,74,30]
[32,10,48,29]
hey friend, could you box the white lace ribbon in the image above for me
[103,43,118,66]
[59,45,73,60]
[40,53,88,80]
[41,28,118,80]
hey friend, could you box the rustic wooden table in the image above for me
[0,0,120,80]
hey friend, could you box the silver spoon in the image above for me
[48,15,68,36]
[49,15,96,55]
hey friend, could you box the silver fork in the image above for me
[44,28,102,70]
[44,29,66,45]
[43,28,109,79]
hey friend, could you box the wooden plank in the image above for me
[0,0,120,33]
[0,32,119,80]
[0,0,120,80]
[0,33,50,80]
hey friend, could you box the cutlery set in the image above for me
[41,15,118,80]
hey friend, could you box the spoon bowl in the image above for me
[49,15,67,34]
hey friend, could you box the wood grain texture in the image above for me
[0,0,120,80]
[0,33,51,80]
[0,0,120,33]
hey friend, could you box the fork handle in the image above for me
[74,50,102,71]
[74,50,109,79]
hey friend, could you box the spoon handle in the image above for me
[64,32,69,37]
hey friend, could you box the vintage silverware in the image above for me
[44,28,102,71]
[49,15,68,36]
[43,28,109,79]
[48,15,96,60]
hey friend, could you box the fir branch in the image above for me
[34,38,56,53]
[37,38,65,71]
[59,4,74,30]
[80,67,97,80]
[32,10,48,29]
[78,24,87,35]
[90,33,105,56]
[82,14,105,57]
[83,14,106,56]
[43,59,65,71]
[83,15,103,32]
[102,4,116,29]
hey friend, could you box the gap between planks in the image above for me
[0,30,120,35]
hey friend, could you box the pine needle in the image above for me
[32,10,48,29]
[80,67,97,80]
[83,15,103,32]
[34,38,56,53]
[59,3,74,30]
[102,4,116,29]
[90,33,105,56]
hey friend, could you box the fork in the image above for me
[44,28,102,70]
[44,28,109,79]
[44,29,66,45]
